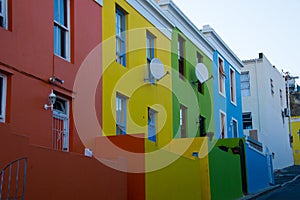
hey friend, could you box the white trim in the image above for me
[94,0,103,6]
[231,117,238,138]
[116,93,128,135]
[0,0,8,29]
[202,25,244,71]
[0,73,7,123]
[229,66,237,105]
[158,1,214,59]
[126,0,173,39]
[219,110,227,139]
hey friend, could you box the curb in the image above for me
[240,174,300,200]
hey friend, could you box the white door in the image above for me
[52,96,69,151]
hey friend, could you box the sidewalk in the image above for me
[240,165,300,200]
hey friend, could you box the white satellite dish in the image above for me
[195,63,209,83]
[150,58,165,80]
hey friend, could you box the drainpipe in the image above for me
[255,59,262,138]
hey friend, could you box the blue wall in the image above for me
[246,144,273,194]
[213,51,243,139]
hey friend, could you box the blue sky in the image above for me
[172,0,300,82]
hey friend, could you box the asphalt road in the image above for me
[257,178,300,200]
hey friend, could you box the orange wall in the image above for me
[0,0,103,153]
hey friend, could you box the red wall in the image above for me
[0,0,103,153]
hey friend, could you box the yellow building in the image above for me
[292,117,300,165]
[102,0,173,147]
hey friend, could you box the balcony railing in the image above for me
[0,157,27,200]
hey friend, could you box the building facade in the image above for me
[242,53,294,169]
[202,25,244,141]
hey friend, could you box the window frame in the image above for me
[241,71,250,96]
[218,57,226,96]
[220,110,226,139]
[242,112,253,130]
[116,6,126,67]
[146,31,155,84]
[148,107,157,142]
[178,35,185,80]
[231,118,238,138]
[0,73,7,123]
[94,0,103,6]
[54,0,71,61]
[116,93,127,135]
[180,104,187,138]
[0,0,8,29]
[229,67,236,104]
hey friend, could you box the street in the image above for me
[257,178,300,200]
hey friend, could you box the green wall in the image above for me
[209,138,244,200]
[171,28,214,139]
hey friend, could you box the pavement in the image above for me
[239,165,300,200]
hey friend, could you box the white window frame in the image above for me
[218,56,226,97]
[116,6,126,67]
[94,0,103,6]
[241,71,250,96]
[0,0,8,29]
[146,31,155,83]
[180,104,187,138]
[220,110,227,139]
[231,117,238,138]
[116,93,127,135]
[229,67,236,105]
[0,73,7,122]
[54,0,70,61]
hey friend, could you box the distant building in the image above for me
[242,53,294,169]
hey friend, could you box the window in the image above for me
[241,72,250,96]
[148,108,157,142]
[116,94,127,135]
[280,89,283,106]
[232,119,238,138]
[146,31,155,83]
[180,105,187,138]
[116,7,126,66]
[230,67,236,103]
[178,36,185,79]
[196,52,204,93]
[218,57,225,95]
[54,0,70,60]
[0,0,7,29]
[199,115,206,137]
[270,78,274,95]
[220,111,226,139]
[0,73,7,122]
[242,112,253,130]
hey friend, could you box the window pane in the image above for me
[54,0,59,21]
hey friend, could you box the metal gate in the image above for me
[52,97,69,151]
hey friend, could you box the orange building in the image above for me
[0,1,145,199]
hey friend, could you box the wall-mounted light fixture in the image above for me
[44,90,56,110]
[49,76,64,84]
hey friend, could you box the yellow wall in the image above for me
[102,0,172,147]
[292,117,300,165]
[145,137,211,200]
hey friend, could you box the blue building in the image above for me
[202,25,243,140]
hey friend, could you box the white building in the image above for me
[242,53,294,170]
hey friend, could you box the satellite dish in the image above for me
[195,63,209,83]
[150,58,165,80]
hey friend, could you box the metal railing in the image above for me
[0,157,27,200]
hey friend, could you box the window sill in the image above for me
[54,54,70,63]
